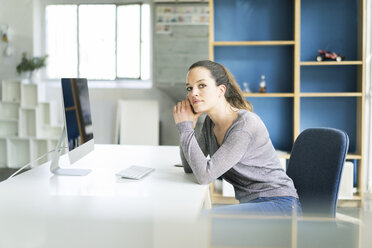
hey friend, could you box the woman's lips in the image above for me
[193,99,202,104]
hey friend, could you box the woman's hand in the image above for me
[173,99,202,128]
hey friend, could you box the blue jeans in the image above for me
[212,196,302,216]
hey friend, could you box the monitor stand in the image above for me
[50,127,92,176]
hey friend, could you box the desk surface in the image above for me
[0,145,210,248]
[0,145,369,248]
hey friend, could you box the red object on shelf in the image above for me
[316,50,345,62]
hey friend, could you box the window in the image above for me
[45,4,150,80]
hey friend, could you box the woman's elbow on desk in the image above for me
[195,176,213,185]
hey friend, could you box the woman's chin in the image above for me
[192,106,201,112]
[192,103,207,113]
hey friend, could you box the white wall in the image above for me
[40,83,178,145]
[0,0,34,79]
[0,0,180,146]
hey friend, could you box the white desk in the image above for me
[0,145,210,248]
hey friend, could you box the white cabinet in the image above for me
[0,80,62,168]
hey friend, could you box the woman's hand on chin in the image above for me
[173,99,202,128]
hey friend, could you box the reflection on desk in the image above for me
[209,214,367,248]
[0,145,371,248]
[0,145,210,247]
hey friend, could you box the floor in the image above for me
[0,168,29,182]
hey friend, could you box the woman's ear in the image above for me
[218,84,226,97]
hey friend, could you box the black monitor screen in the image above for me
[61,78,93,151]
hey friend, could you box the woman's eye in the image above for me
[199,84,206,88]
[186,87,192,92]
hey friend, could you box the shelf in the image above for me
[214,0,293,42]
[301,65,358,92]
[243,93,294,97]
[0,102,19,119]
[0,100,20,104]
[157,23,208,26]
[0,118,18,122]
[300,61,363,66]
[250,98,293,151]
[0,139,7,168]
[338,194,362,207]
[279,153,291,159]
[19,109,37,138]
[0,136,30,141]
[154,0,207,2]
[37,125,63,139]
[214,46,294,93]
[300,97,357,153]
[38,102,51,125]
[300,0,358,61]
[21,84,38,108]
[211,0,364,205]
[276,153,361,160]
[351,194,361,201]
[7,138,30,168]
[212,192,239,205]
[1,80,21,103]
[213,41,295,46]
[20,106,37,110]
[300,93,363,97]
[0,82,65,168]
[346,154,362,160]
[0,122,18,136]
[30,139,48,167]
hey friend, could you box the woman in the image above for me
[173,60,301,216]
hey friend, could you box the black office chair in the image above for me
[286,128,349,217]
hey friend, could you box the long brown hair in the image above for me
[189,60,253,112]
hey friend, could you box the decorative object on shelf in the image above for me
[258,75,266,93]
[316,49,345,62]
[0,24,13,57]
[16,53,48,83]
[242,82,251,92]
[155,4,209,34]
[1,24,9,43]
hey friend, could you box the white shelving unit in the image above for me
[21,84,38,108]
[0,80,63,169]
[0,120,18,136]
[19,108,37,137]
[7,138,30,168]
[0,139,7,167]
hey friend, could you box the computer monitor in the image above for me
[50,78,94,176]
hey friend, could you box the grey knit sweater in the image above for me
[177,109,298,203]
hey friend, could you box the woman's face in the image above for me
[186,67,224,113]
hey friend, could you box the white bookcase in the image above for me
[0,80,63,169]
[1,80,21,103]
[0,139,7,167]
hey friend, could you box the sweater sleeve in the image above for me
[177,121,252,185]
[177,121,208,174]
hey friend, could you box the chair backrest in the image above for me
[114,100,159,145]
[286,128,349,217]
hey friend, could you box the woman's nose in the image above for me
[191,87,199,96]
